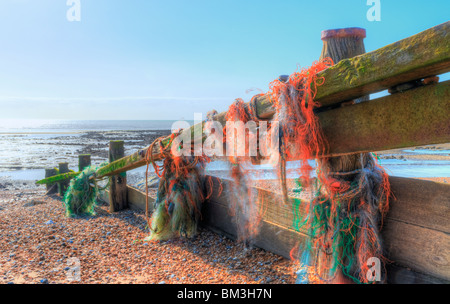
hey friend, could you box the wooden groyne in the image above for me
[38,21,450,283]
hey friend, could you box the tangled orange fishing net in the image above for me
[266,59,333,205]
[268,59,333,182]
[140,57,391,284]
[143,133,215,241]
[293,154,391,284]
[264,58,392,284]
[223,98,266,244]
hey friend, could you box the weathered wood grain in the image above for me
[108,141,128,212]
[387,177,450,233]
[102,186,154,211]
[44,168,58,194]
[78,154,91,172]
[318,80,450,156]
[382,220,449,280]
[315,21,450,106]
[115,174,449,283]
[58,162,70,196]
[203,175,450,281]
[206,175,450,235]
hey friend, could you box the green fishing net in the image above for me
[63,164,109,217]
[145,156,207,241]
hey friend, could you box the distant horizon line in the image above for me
[0,118,196,121]
[0,96,235,102]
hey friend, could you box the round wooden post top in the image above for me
[321,27,366,40]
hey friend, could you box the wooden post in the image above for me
[58,162,70,196]
[318,28,371,172]
[317,27,372,283]
[108,141,128,212]
[45,168,58,194]
[78,154,91,172]
[320,28,366,67]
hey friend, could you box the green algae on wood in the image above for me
[315,21,450,106]
[95,150,142,178]
[36,171,80,185]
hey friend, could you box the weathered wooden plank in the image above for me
[208,177,307,233]
[101,185,155,211]
[207,175,450,235]
[89,79,449,181]
[202,197,450,283]
[128,186,155,211]
[388,177,450,233]
[118,175,449,283]
[204,175,450,281]
[319,80,450,156]
[201,195,450,283]
[199,180,307,258]
[36,171,80,185]
[382,219,450,281]
[247,22,450,110]
[386,263,449,284]
[78,154,91,172]
[201,199,306,259]
[315,21,450,106]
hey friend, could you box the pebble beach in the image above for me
[1,176,447,284]
[0,188,296,285]
[0,126,448,285]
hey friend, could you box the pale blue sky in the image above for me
[0,0,448,120]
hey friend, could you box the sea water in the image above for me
[0,119,448,181]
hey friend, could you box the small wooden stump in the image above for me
[58,162,70,196]
[78,154,91,172]
[108,141,128,212]
[45,168,58,194]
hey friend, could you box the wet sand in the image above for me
[416,177,449,184]
[0,129,172,172]
[377,143,450,161]
[0,129,171,191]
